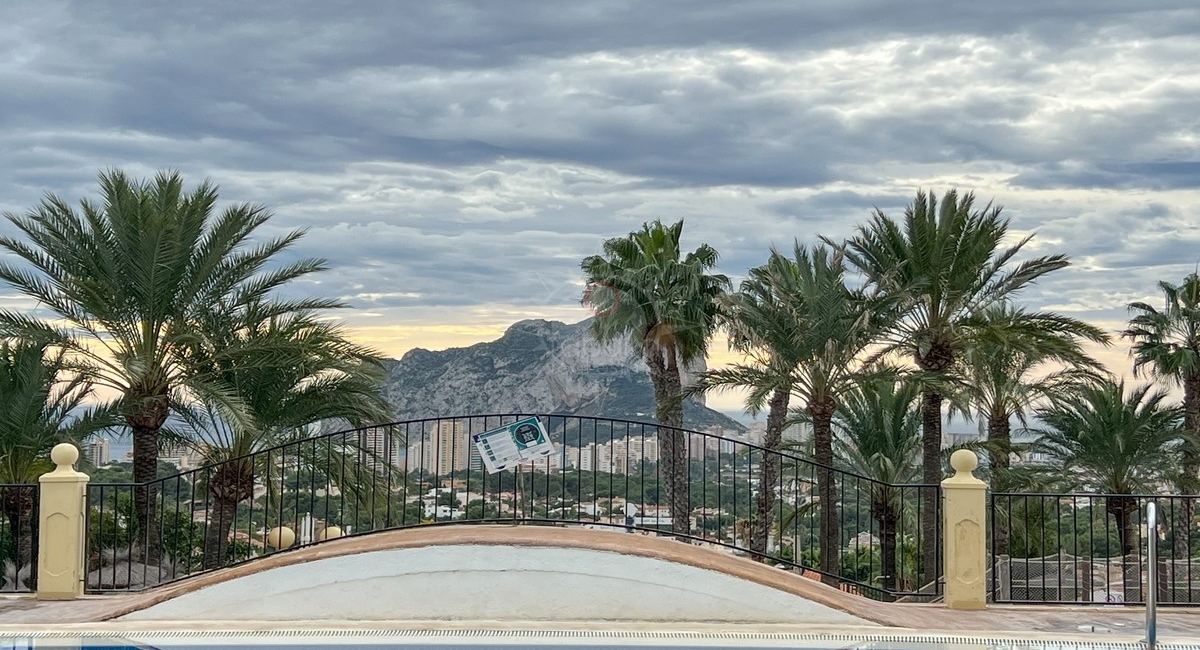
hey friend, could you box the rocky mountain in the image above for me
[382,318,745,435]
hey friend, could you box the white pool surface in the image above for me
[119,546,870,625]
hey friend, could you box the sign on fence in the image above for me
[472,417,555,473]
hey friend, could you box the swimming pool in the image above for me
[0,629,1192,650]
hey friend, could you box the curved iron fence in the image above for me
[84,414,940,601]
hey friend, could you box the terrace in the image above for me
[3,414,1197,646]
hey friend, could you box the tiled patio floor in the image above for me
[1,593,1198,644]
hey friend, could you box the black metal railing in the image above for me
[82,414,941,601]
[0,484,39,592]
[990,493,1200,605]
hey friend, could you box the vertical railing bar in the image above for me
[1147,500,1158,650]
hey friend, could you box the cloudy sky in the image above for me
[2,1,1198,412]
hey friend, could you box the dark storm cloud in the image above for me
[1014,162,1200,191]
[1,0,1199,355]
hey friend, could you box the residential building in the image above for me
[404,421,471,475]
[159,443,204,471]
[943,431,982,449]
[359,427,398,471]
[435,420,470,474]
[86,437,111,466]
[783,421,811,443]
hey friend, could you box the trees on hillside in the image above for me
[0,170,337,552]
[580,219,729,535]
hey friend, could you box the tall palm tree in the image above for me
[0,341,117,578]
[581,219,729,535]
[688,243,887,583]
[1028,381,1183,557]
[1124,273,1200,494]
[0,170,335,551]
[831,379,923,592]
[178,302,393,569]
[834,189,1073,584]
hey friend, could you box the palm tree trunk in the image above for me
[1108,495,1140,600]
[750,388,790,558]
[876,491,899,593]
[203,497,239,570]
[919,388,942,591]
[986,412,1011,472]
[1107,495,1138,556]
[1175,376,1200,560]
[646,339,690,537]
[810,397,838,587]
[128,393,169,566]
[987,411,1011,557]
[132,423,161,565]
[1185,375,1200,470]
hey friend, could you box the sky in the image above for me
[2,1,1199,413]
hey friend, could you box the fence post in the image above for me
[942,449,987,610]
[37,443,89,600]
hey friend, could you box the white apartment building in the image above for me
[86,437,111,466]
[359,427,398,471]
[159,443,204,471]
[571,438,660,474]
[407,420,476,475]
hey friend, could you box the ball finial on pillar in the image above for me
[50,443,80,469]
[949,449,979,476]
[267,526,296,549]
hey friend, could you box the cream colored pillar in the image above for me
[942,449,987,610]
[37,443,89,600]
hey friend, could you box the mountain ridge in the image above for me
[382,318,746,433]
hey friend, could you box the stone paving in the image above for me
[3,591,1200,643]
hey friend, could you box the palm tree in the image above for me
[688,243,886,583]
[834,189,1073,584]
[953,303,1109,477]
[580,219,729,535]
[0,341,117,578]
[1124,273,1200,494]
[1028,381,1183,557]
[684,250,795,558]
[830,379,923,592]
[177,302,393,569]
[0,170,334,551]
[948,304,1108,560]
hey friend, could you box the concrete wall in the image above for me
[121,545,872,624]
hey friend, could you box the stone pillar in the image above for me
[942,449,987,610]
[37,443,89,600]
